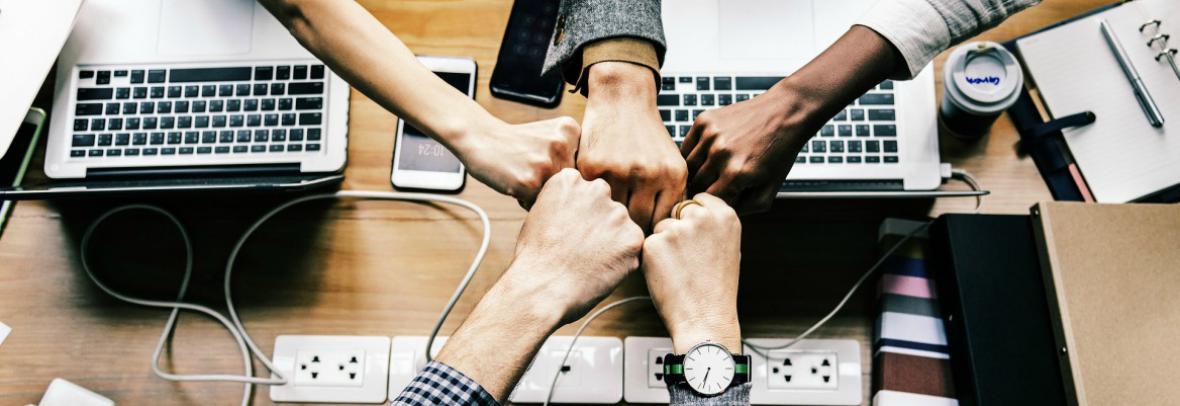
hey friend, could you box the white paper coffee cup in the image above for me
[940,41,1024,138]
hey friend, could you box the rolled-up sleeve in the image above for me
[542,0,666,83]
[856,0,1040,79]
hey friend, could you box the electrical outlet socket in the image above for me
[624,337,673,403]
[293,349,365,387]
[747,338,861,405]
[765,350,838,390]
[269,335,391,403]
[389,336,623,404]
[388,336,449,400]
[625,337,862,405]
[646,347,674,388]
[508,336,623,404]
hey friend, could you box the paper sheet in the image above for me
[0,0,84,159]
[1017,0,1180,202]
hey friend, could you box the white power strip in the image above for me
[388,336,624,404]
[624,337,862,405]
[252,334,860,404]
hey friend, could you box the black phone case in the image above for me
[490,0,564,108]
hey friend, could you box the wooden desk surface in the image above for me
[0,1,1106,404]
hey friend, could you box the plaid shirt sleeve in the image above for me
[391,361,499,406]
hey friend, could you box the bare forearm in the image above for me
[772,26,904,139]
[435,266,562,401]
[257,0,496,150]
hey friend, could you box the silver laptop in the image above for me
[660,0,942,193]
[44,0,348,181]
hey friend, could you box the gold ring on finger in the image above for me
[672,199,704,219]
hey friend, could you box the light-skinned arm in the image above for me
[579,61,687,232]
[434,168,645,400]
[644,193,747,404]
[643,194,742,354]
[258,0,579,206]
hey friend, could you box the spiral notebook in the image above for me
[1016,0,1180,203]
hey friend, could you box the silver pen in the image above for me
[1100,19,1164,128]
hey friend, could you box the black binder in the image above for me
[928,214,1068,406]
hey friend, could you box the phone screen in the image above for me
[396,72,469,174]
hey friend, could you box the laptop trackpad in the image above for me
[719,0,814,62]
[157,0,254,56]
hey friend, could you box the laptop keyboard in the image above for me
[659,75,899,165]
[69,62,328,160]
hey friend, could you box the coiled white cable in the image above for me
[80,191,491,406]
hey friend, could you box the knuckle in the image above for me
[590,178,611,195]
[666,159,689,179]
[727,161,751,177]
[552,168,578,183]
[555,116,580,134]
[712,139,731,155]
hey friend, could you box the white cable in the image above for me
[83,189,944,403]
[741,221,932,359]
[80,191,491,406]
[80,205,271,406]
[951,169,983,211]
[219,190,492,367]
[543,221,936,403]
[543,296,652,406]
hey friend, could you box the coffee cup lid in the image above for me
[944,41,1023,114]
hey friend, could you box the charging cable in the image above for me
[940,164,985,210]
[82,188,958,405]
[543,220,934,403]
[542,296,651,406]
[80,191,491,406]
[739,220,931,359]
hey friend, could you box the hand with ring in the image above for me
[642,194,743,353]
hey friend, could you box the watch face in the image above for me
[683,343,735,395]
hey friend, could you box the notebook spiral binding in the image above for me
[1140,19,1180,81]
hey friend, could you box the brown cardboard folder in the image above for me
[1031,202,1180,406]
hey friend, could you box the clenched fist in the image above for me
[504,168,646,324]
[643,194,742,353]
[577,62,687,232]
[460,117,581,208]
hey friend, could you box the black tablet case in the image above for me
[928,214,1067,406]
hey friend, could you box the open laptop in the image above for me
[660,0,943,195]
[22,0,348,198]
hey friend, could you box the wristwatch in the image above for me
[663,342,751,396]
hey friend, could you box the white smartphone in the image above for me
[391,56,476,193]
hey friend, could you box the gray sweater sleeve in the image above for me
[541,0,666,82]
[669,383,752,406]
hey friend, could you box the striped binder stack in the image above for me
[871,221,957,406]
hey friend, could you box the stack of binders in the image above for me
[871,219,957,405]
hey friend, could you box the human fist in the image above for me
[461,117,580,208]
[643,193,742,353]
[680,84,809,214]
[578,62,687,232]
[504,168,645,324]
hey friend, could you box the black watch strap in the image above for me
[662,353,752,387]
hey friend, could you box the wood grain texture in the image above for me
[0,1,1106,404]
